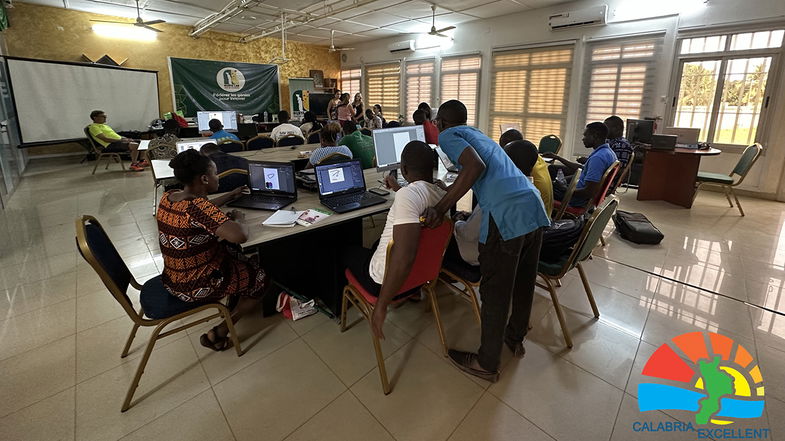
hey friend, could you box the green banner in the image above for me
[169,57,280,117]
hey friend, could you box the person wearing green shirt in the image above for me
[87,110,146,171]
[339,121,375,169]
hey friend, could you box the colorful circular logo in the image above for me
[638,331,765,425]
[216,67,245,92]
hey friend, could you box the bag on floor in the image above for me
[276,292,317,321]
[540,217,584,262]
[612,211,664,245]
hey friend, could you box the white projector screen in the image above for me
[6,58,159,145]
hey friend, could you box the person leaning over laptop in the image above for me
[308,123,353,166]
[88,110,147,172]
[341,140,445,301]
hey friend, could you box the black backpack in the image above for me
[541,217,585,262]
[612,211,664,245]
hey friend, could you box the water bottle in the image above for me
[556,169,566,186]
[263,111,268,122]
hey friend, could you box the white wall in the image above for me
[343,0,785,197]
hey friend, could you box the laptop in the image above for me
[176,139,214,153]
[651,134,678,150]
[432,144,459,172]
[228,161,297,211]
[314,160,386,214]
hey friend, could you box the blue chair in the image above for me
[219,140,245,153]
[246,135,275,150]
[75,215,243,412]
[694,143,763,216]
[276,135,305,147]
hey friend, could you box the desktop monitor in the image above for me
[197,111,238,131]
[626,118,655,144]
[372,125,426,172]
[307,93,333,119]
[176,139,214,153]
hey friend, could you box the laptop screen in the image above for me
[248,161,296,195]
[315,160,365,196]
[176,139,214,153]
[197,111,238,131]
[372,125,425,172]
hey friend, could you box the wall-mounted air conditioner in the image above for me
[388,40,415,54]
[549,5,607,30]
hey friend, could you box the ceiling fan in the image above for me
[90,0,166,33]
[269,13,291,64]
[427,5,455,38]
[328,30,355,52]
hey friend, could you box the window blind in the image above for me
[366,62,401,120]
[489,45,573,142]
[405,60,435,122]
[440,55,482,127]
[340,68,362,99]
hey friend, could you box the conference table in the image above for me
[636,146,722,208]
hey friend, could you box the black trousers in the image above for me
[477,216,543,371]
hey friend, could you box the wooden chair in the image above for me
[75,216,243,412]
[438,257,482,325]
[694,143,763,216]
[218,140,245,153]
[340,221,453,394]
[538,135,562,155]
[536,198,618,348]
[553,162,619,220]
[246,135,275,150]
[215,168,249,194]
[84,126,125,174]
[276,135,305,148]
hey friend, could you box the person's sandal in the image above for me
[200,326,232,352]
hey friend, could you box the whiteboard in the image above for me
[6,59,159,145]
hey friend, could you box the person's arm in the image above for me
[423,146,485,228]
[215,210,249,244]
[543,153,581,173]
[571,180,602,201]
[210,185,247,207]
[370,223,421,339]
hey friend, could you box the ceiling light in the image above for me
[92,23,157,42]
[240,15,257,21]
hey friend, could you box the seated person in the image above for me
[147,119,180,160]
[498,130,553,216]
[270,110,304,142]
[88,110,146,171]
[157,150,265,352]
[299,111,322,138]
[338,120,375,169]
[364,108,383,130]
[342,141,446,301]
[200,142,250,193]
[308,123,353,166]
[208,119,240,144]
[413,109,439,145]
[604,115,632,169]
[546,122,617,208]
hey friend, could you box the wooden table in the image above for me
[637,147,721,208]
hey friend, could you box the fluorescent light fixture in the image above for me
[92,23,157,42]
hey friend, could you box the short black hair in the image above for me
[412,109,427,125]
[401,141,433,176]
[604,115,623,128]
[341,120,357,134]
[417,102,432,120]
[169,149,212,185]
[90,110,104,121]
[303,111,317,123]
[365,108,374,118]
[499,129,524,148]
[437,100,467,126]
[208,119,223,132]
[199,142,220,156]
[503,140,539,176]
[374,104,383,113]
[586,121,609,140]
[278,110,290,123]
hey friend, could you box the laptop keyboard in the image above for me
[328,193,375,207]
[241,194,293,205]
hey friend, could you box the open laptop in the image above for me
[176,139,214,153]
[314,160,386,214]
[228,161,297,211]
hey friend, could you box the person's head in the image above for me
[208,119,223,132]
[373,104,383,115]
[163,118,180,134]
[303,111,317,123]
[365,108,374,119]
[583,122,609,149]
[604,115,624,139]
[278,110,290,124]
[499,129,524,148]
[199,142,220,157]
[412,109,427,125]
[90,110,106,123]
[340,93,350,105]
[341,120,357,135]
[503,140,539,177]
[169,149,218,193]
[435,100,467,132]
[417,102,432,120]
[353,93,363,105]
[400,140,434,183]
[334,90,341,99]
[320,122,341,146]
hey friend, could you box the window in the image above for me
[440,55,482,127]
[340,68,361,99]
[580,38,662,129]
[405,60,435,122]
[489,45,573,143]
[366,62,401,121]
[671,29,783,147]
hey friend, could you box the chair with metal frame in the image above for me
[75,215,243,412]
[215,168,249,194]
[437,258,482,325]
[536,198,618,348]
[694,143,763,216]
[538,134,563,155]
[315,152,352,165]
[85,126,126,174]
[276,135,306,148]
[551,169,581,220]
[340,221,453,394]
[218,140,245,153]
[246,135,275,150]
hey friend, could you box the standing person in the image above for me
[413,109,439,145]
[418,100,550,382]
[87,110,146,171]
[337,93,353,123]
[364,109,383,130]
[352,93,365,125]
[418,102,432,121]
[327,90,341,121]
[373,104,387,127]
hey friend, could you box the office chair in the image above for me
[218,140,245,153]
[246,135,275,150]
[276,135,305,148]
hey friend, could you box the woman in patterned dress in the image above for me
[156,149,267,351]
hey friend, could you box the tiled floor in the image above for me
[1,157,783,441]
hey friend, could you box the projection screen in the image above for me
[6,58,159,145]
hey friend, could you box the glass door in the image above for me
[0,56,23,208]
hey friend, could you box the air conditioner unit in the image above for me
[388,40,415,54]
[549,5,607,30]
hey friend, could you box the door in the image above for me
[0,56,23,207]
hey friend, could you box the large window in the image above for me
[340,68,361,99]
[440,55,482,127]
[366,62,401,121]
[670,29,783,147]
[405,60,435,122]
[489,45,573,143]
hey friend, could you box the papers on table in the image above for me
[262,209,305,227]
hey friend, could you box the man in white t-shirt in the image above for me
[270,110,304,142]
[341,141,445,338]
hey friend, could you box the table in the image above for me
[637,147,721,208]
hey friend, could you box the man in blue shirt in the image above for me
[545,122,617,207]
[417,100,550,382]
[208,119,240,144]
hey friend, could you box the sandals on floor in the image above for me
[200,326,232,352]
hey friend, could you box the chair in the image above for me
[219,140,245,153]
[538,135,562,155]
[694,143,763,216]
[84,126,125,174]
[246,135,275,150]
[340,221,453,394]
[316,152,352,165]
[551,169,581,220]
[215,168,249,194]
[608,151,636,196]
[75,216,243,412]
[276,135,305,148]
[307,132,321,144]
[536,198,618,348]
[437,258,482,325]
[553,162,619,220]
[179,127,200,138]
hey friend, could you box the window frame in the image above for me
[439,53,482,127]
[404,58,436,123]
[339,67,362,101]
[364,61,403,122]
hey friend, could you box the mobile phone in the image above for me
[369,188,390,196]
